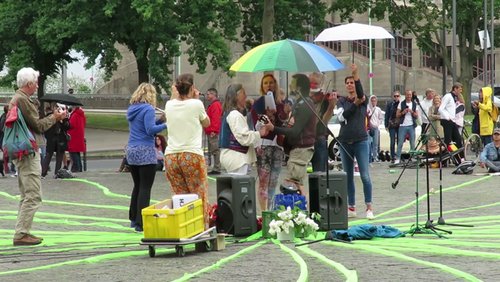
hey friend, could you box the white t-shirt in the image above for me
[397,100,419,127]
[419,98,433,124]
[164,99,208,156]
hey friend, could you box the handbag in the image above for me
[388,117,400,129]
[1,104,38,161]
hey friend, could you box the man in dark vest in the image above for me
[267,74,317,196]
[394,90,419,164]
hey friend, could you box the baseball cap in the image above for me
[494,128,500,135]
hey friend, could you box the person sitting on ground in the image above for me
[479,128,500,173]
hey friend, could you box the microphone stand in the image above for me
[289,91,353,233]
[414,98,472,227]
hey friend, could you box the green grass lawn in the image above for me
[86,113,129,131]
[85,112,168,136]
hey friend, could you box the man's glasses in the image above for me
[394,95,400,97]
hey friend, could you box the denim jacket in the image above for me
[480,142,500,162]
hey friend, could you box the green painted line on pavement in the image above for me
[323,240,481,282]
[355,175,493,223]
[0,210,128,223]
[273,239,308,282]
[297,244,358,282]
[171,240,267,282]
[0,249,173,276]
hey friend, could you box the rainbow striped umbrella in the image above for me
[230,39,345,73]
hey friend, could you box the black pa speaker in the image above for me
[216,175,257,236]
[309,171,348,230]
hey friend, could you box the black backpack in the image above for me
[452,161,475,175]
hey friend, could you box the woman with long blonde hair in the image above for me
[126,82,167,232]
[250,74,288,211]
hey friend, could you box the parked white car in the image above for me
[470,92,500,107]
[326,114,421,161]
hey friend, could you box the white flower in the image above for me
[267,206,320,237]
[268,219,284,235]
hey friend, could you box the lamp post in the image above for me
[451,0,457,84]
[490,0,495,86]
[483,0,488,86]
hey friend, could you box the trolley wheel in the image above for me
[209,239,216,251]
[195,242,210,252]
[148,245,156,258]
[175,245,185,257]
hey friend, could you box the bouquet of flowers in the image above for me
[268,205,320,238]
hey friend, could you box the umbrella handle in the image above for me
[352,42,354,64]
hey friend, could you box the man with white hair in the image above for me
[9,67,66,246]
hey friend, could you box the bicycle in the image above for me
[462,126,483,161]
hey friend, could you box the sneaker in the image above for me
[130,220,137,228]
[208,170,221,175]
[394,159,400,165]
[366,209,375,220]
[348,207,357,218]
[134,225,143,232]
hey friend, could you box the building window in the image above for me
[384,36,412,67]
[318,21,341,53]
[473,54,495,82]
[421,42,445,73]
[352,39,374,59]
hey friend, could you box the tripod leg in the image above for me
[437,217,474,227]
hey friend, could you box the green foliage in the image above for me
[0,0,241,94]
[329,0,500,110]
[79,0,242,90]
[239,0,327,49]
[0,0,104,96]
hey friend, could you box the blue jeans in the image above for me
[311,136,327,172]
[481,136,492,147]
[397,126,416,159]
[339,139,373,207]
[389,128,398,160]
[369,127,380,162]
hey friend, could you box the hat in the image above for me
[494,128,500,134]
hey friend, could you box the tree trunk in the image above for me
[262,0,274,44]
[136,54,150,84]
[458,48,474,114]
[37,73,47,117]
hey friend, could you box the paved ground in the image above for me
[0,129,499,281]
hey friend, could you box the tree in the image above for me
[78,0,242,91]
[0,0,242,96]
[330,0,500,110]
[0,0,102,98]
[239,0,328,49]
